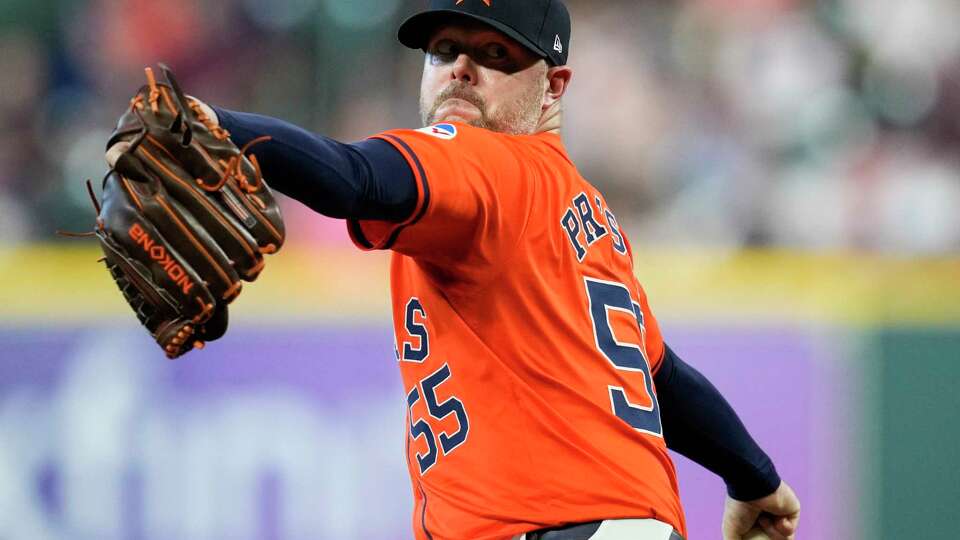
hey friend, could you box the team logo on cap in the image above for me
[417,123,458,140]
[456,0,492,6]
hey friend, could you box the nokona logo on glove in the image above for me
[128,223,195,295]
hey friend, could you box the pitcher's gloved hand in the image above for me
[91,64,285,358]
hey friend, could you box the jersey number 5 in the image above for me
[584,277,663,437]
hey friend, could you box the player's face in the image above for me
[420,22,549,135]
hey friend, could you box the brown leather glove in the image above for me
[92,64,285,358]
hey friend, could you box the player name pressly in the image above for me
[129,222,195,295]
[560,191,628,262]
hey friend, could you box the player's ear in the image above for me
[543,65,573,108]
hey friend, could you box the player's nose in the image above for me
[450,53,477,85]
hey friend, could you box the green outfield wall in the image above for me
[870,328,960,540]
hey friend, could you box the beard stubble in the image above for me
[420,78,545,135]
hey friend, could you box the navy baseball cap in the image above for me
[398,0,571,66]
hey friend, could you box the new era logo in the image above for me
[553,35,563,54]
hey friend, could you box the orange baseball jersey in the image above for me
[348,123,686,540]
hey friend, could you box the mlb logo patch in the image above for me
[417,123,458,140]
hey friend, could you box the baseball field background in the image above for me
[2,1,959,539]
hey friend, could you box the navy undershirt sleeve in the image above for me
[212,107,417,222]
[654,344,782,500]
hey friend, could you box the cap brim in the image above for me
[398,10,548,61]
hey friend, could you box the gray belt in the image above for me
[527,521,685,540]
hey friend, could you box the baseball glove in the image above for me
[82,64,284,359]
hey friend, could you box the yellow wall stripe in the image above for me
[3,245,958,325]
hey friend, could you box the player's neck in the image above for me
[535,102,562,135]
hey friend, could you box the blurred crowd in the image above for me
[1,0,958,253]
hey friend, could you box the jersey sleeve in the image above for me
[346,124,541,282]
